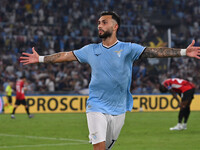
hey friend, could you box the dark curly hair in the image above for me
[100,11,120,32]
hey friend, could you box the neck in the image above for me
[102,36,118,47]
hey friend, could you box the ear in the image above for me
[114,23,118,32]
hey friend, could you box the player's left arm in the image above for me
[23,82,28,92]
[141,40,200,59]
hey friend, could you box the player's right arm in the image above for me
[169,89,180,104]
[141,40,200,59]
[20,47,77,65]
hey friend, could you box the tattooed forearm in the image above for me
[42,51,77,63]
[141,47,181,58]
[44,53,62,63]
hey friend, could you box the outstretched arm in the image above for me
[141,40,200,59]
[20,47,77,65]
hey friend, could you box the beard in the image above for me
[98,30,112,39]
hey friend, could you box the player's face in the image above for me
[10,82,14,87]
[23,78,26,82]
[98,15,117,39]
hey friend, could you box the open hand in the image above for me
[186,40,200,59]
[20,47,39,65]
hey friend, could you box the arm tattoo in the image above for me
[44,53,62,63]
[141,47,181,58]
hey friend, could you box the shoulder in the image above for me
[89,43,101,49]
[118,41,140,45]
[117,41,131,46]
[17,80,24,84]
[79,43,101,51]
[114,41,132,51]
[118,41,144,49]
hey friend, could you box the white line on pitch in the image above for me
[0,133,88,143]
[0,142,88,149]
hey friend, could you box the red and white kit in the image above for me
[163,78,195,93]
[16,80,25,100]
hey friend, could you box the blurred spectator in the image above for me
[0,0,200,94]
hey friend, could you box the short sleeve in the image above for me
[130,43,146,60]
[73,45,92,63]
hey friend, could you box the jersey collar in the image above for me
[102,40,119,49]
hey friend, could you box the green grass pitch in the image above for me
[0,111,200,150]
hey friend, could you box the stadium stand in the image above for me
[0,0,200,94]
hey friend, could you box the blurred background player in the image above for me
[11,76,33,119]
[160,78,195,130]
[4,81,14,113]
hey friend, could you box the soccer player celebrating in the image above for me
[11,76,33,119]
[20,11,200,150]
[160,78,195,130]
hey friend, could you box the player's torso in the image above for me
[16,80,25,100]
[86,42,135,114]
[6,85,12,96]
[165,78,194,93]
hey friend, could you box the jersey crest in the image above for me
[114,49,123,57]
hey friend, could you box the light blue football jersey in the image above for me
[73,41,145,115]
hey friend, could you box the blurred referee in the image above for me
[4,81,14,112]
